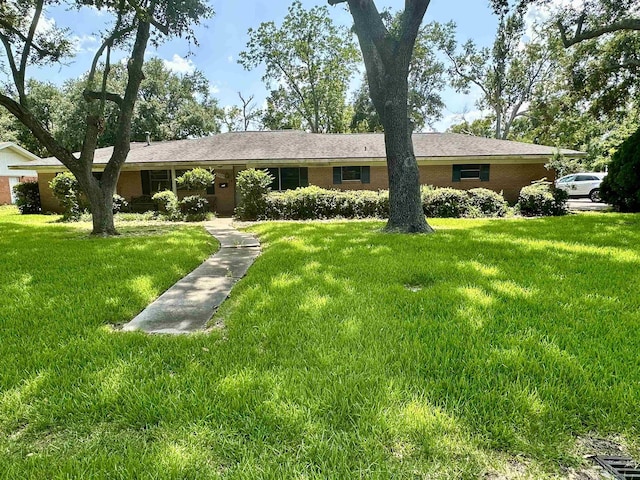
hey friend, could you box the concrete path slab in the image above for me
[122,218,260,334]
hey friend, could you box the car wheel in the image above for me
[589,189,601,202]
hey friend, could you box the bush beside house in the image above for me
[235,169,514,220]
[12,181,41,214]
[516,181,568,217]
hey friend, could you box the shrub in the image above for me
[516,181,568,217]
[13,181,41,214]
[421,186,471,218]
[250,185,510,221]
[129,195,156,213]
[264,186,388,220]
[235,169,274,220]
[152,190,181,220]
[112,194,128,214]
[176,168,215,191]
[600,126,640,211]
[180,195,210,221]
[49,172,86,221]
[468,188,509,217]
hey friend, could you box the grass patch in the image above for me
[1,205,639,477]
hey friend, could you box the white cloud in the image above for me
[162,54,195,74]
[227,55,234,63]
[72,34,98,54]
[35,14,57,35]
[524,0,586,37]
[209,83,220,95]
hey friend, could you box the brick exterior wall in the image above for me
[38,172,60,212]
[0,175,37,205]
[307,163,549,203]
[420,163,551,203]
[117,171,143,200]
[35,161,551,214]
[0,177,11,205]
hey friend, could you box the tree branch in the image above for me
[87,24,136,86]
[558,17,640,47]
[19,0,44,96]
[0,92,78,169]
[398,0,430,60]
[125,0,169,34]
[82,89,124,106]
[334,0,394,66]
[0,18,63,60]
[0,31,22,98]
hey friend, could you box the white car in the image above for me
[555,172,607,202]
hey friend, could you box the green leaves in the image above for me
[239,0,359,133]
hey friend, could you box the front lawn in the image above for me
[1,206,639,478]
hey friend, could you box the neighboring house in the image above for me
[0,142,39,205]
[18,131,585,215]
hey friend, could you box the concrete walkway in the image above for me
[122,218,260,334]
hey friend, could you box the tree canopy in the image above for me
[0,0,213,235]
[240,0,359,133]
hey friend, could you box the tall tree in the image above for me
[0,79,63,156]
[222,92,262,132]
[0,0,212,235]
[431,10,555,140]
[351,14,446,133]
[240,0,359,134]
[56,58,221,151]
[328,0,432,233]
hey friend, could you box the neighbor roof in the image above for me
[21,131,585,169]
[1,141,41,162]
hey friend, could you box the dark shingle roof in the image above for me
[29,131,585,168]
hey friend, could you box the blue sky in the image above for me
[26,1,506,131]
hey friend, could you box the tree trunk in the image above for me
[382,86,432,233]
[384,127,432,233]
[75,169,118,236]
[89,189,117,236]
[329,0,433,234]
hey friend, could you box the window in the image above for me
[266,167,309,191]
[333,166,371,184]
[176,169,215,194]
[574,174,599,182]
[452,164,490,182]
[557,175,576,184]
[141,170,172,195]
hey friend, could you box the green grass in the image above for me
[1,205,639,478]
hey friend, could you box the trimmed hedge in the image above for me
[516,182,568,217]
[243,185,510,220]
[264,186,388,220]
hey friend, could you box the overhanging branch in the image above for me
[558,17,640,47]
[83,89,124,106]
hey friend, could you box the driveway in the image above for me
[567,199,611,212]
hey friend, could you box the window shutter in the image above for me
[452,165,462,182]
[333,167,342,184]
[361,166,370,184]
[141,170,151,195]
[300,167,309,187]
[480,164,490,182]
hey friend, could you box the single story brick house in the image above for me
[0,142,39,205]
[15,131,584,215]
